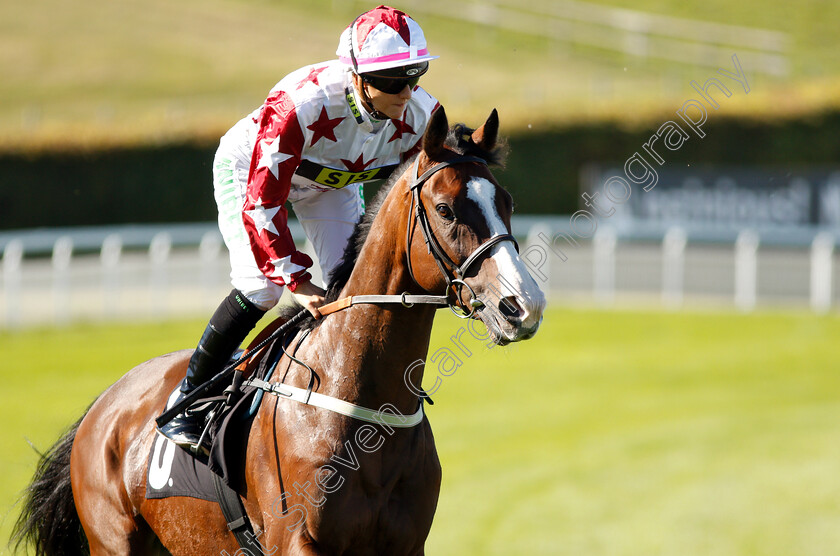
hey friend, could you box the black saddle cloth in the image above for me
[145,324,297,500]
[145,382,260,500]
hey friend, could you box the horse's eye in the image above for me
[436,204,454,221]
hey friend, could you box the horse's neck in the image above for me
[315,192,437,412]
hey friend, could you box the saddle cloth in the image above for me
[145,434,217,501]
[144,381,261,500]
[145,315,299,500]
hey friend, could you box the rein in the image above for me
[318,154,519,319]
[316,293,447,317]
[161,155,520,432]
[406,155,519,318]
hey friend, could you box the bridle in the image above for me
[405,154,519,318]
[300,154,519,320]
[161,155,521,434]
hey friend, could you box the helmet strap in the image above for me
[347,13,389,121]
[356,77,390,121]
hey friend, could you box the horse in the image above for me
[12,107,546,555]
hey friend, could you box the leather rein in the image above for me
[318,154,518,319]
[239,155,520,434]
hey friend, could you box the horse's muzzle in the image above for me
[476,290,545,345]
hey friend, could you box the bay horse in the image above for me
[13,107,545,555]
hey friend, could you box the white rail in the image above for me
[1,218,839,329]
[408,0,789,75]
[661,226,687,309]
[810,232,834,314]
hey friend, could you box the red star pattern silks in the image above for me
[242,90,311,289]
[256,135,294,180]
[340,153,377,172]
[388,113,416,143]
[354,8,412,48]
[235,60,439,291]
[296,65,328,90]
[307,106,344,147]
[244,197,282,237]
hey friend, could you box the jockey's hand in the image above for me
[291,280,327,319]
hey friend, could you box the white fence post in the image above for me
[101,234,123,319]
[3,239,24,329]
[593,227,616,305]
[149,232,172,318]
[662,226,687,309]
[52,236,73,326]
[810,232,834,314]
[526,223,554,292]
[734,230,759,312]
[199,231,223,305]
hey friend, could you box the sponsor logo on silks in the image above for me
[296,159,399,189]
[345,87,363,124]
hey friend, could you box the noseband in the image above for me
[406,155,519,318]
[163,156,522,435]
[292,155,519,321]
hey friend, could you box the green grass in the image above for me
[2,306,839,554]
[0,320,202,554]
[426,307,840,555]
[2,0,840,151]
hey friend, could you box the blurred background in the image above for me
[2,1,839,554]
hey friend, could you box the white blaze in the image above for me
[466,178,545,328]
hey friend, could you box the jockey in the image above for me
[158,5,440,451]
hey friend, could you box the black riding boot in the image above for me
[157,289,266,452]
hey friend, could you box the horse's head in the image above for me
[406,108,546,345]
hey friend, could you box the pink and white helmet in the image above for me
[337,5,439,76]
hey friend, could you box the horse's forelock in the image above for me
[445,123,508,167]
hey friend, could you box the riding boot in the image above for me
[157,289,266,452]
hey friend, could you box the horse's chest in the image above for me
[281,424,441,553]
[313,470,438,553]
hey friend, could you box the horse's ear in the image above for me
[471,109,499,151]
[423,106,449,158]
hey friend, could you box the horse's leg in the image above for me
[71,411,161,554]
[139,497,236,553]
[71,353,195,554]
[83,518,163,556]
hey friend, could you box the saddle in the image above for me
[146,296,433,547]
[149,314,303,486]
[146,315,304,546]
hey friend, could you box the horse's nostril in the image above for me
[498,296,523,320]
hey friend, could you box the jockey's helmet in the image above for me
[336,5,438,80]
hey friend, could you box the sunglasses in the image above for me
[362,74,421,94]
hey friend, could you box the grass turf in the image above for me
[2,306,839,554]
